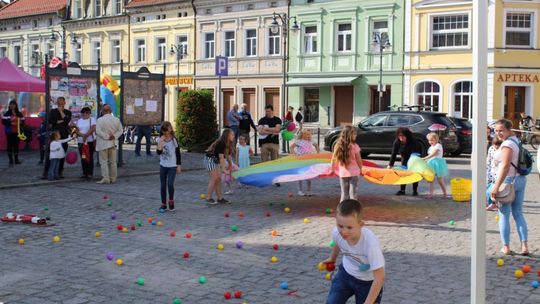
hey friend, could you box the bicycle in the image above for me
[519,126,539,151]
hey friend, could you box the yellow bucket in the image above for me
[450,178,472,202]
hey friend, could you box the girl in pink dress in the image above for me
[330,126,363,202]
[291,129,320,196]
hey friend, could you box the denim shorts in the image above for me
[326,264,383,304]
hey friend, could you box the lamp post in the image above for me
[270,12,299,119]
[170,44,187,98]
[49,26,78,62]
[372,32,391,113]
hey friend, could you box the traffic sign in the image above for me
[215,56,228,76]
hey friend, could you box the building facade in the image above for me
[288,0,405,128]
[194,0,288,126]
[404,0,540,127]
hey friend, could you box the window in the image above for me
[337,23,352,52]
[268,28,280,55]
[204,33,215,59]
[156,38,167,62]
[183,12,187,17]
[224,31,235,57]
[245,29,257,56]
[73,0,82,18]
[178,35,188,56]
[13,45,21,66]
[453,81,473,119]
[387,115,422,127]
[226,6,232,12]
[431,14,469,49]
[304,26,317,54]
[31,44,40,65]
[247,4,254,10]
[48,43,55,59]
[95,0,102,17]
[111,40,120,63]
[416,81,440,112]
[32,20,38,29]
[92,41,100,64]
[48,18,53,26]
[362,115,388,127]
[304,88,319,123]
[73,43,82,64]
[505,12,533,47]
[113,0,122,15]
[0,47,7,58]
[136,39,146,62]
[205,8,212,14]
[372,21,389,51]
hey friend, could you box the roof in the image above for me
[0,0,66,19]
[125,0,180,8]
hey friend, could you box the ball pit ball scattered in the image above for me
[106,252,115,260]
[236,241,244,249]
[325,273,332,280]
[130,225,136,231]
[329,240,336,248]
[116,258,124,266]
[173,297,182,304]
[122,227,129,233]
[238,211,245,217]
[284,207,291,213]
[152,220,157,226]
[147,217,153,223]
[532,281,539,289]
[318,262,326,271]
[224,212,230,218]
[303,218,311,223]
[515,269,524,279]
[200,194,206,199]
[234,291,242,299]
[496,259,504,267]
[523,265,532,273]
[280,282,289,290]
[199,276,207,284]
[224,292,232,300]
[103,195,108,200]
[183,251,190,259]
[326,262,336,272]
[107,200,112,207]
[136,220,143,227]
[271,229,278,237]
[116,224,123,231]
[271,256,279,263]
[157,221,163,226]
[325,208,333,214]
[231,225,238,232]
[185,232,192,239]
[495,215,499,221]
[95,231,101,238]
[273,244,279,250]
[217,243,224,250]
[136,277,145,286]
[448,220,456,226]
[111,213,117,220]
[170,231,176,237]
[53,236,60,243]
[266,211,272,217]
[288,192,293,197]
[538,270,540,277]
[18,238,25,245]
[159,209,165,214]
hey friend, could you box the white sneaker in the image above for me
[224,190,233,194]
[297,191,305,196]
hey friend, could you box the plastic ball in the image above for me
[136,277,145,286]
[271,256,278,263]
[147,217,153,223]
[287,122,296,131]
[234,291,242,299]
[537,270,540,277]
[495,215,499,221]
[448,220,456,226]
[288,192,293,198]
[231,225,238,232]
[325,208,332,214]
[273,244,279,250]
[95,231,101,238]
[329,240,336,248]
[280,281,289,290]
[136,220,143,227]
[130,225,136,231]
[157,221,163,226]
[532,281,539,288]
[496,259,504,267]
[116,224,123,231]
[282,131,294,141]
[303,218,311,223]
[173,298,182,304]
[217,243,224,250]
[224,212,230,218]
[159,209,165,214]
[170,231,176,237]
[183,251,190,259]
[151,220,157,226]
[266,211,272,217]
[107,200,112,207]
[65,151,78,164]
[185,232,192,239]
[523,265,532,273]
[238,211,245,217]
[224,291,232,300]
[106,252,114,260]
[18,238,25,245]
[200,194,206,199]
[122,227,129,233]
[271,229,278,237]
[515,269,524,279]
[53,236,60,243]
[318,262,326,271]
[325,273,332,280]
[326,263,336,272]
[103,195,108,200]
[111,213,117,220]
[199,276,207,284]
[116,258,124,266]
[284,207,291,213]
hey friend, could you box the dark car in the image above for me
[324,108,460,158]
[448,117,472,155]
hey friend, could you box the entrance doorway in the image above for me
[369,85,391,115]
[223,89,234,126]
[334,86,354,126]
[504,86,526,128]
[264,88,280,118]
[243,88,257,121]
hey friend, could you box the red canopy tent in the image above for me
[0,57,45,92]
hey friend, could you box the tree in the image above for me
[176,89,218,152]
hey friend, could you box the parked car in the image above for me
[324,107,460,158]
[448,117,472,156]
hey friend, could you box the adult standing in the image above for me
[387,127,423,196]
[41,96,72,179]
[134,125,153,157]
[95,105,123,184]
[227,104,240,143]
[282,106,294,153]
[2,100,25,165]
[238,103,257,145]
[257,104,282,162]
[75,107,96,179]
[295,106,304,133]
[490,119,529,256]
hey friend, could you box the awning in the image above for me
[286,76,358,87]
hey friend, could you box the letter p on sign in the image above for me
[215,56,228,76]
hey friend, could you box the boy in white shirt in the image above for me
[321,199,385,304]
[48,130,75,180]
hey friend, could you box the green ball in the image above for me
[449,220,456,226]
[231,225,238,232]
[329,240,336,248]
[136,277,145,286]
[173,298,182,304]
[325,208,332,214]
[198,276,207,284]
[282,131,295,141]
[43,207,49,211]
[136,220,143,227]
[107,200,112,206]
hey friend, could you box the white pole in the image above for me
[471,0,488,303]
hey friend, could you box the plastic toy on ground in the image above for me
[2,213,46,225]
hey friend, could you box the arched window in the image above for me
[416,81,440,111]
[453,81,473,119]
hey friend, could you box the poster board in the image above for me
[121,66,165,126]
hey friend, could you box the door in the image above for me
[243,88,257,121]
[504,86,526,128]
[334,86,354,126]
[223,90,234,126]
[369,85,391,115]
[264,88,280,119]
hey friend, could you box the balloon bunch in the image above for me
[100,75,120,116]
[281,121,296,141]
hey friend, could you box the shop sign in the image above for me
[497,73,539,83]
[165,76,193,85]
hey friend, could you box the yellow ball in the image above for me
[284,207,291,213]
[325,273,332,280]
[303,218,311,223]
[157,221,163,226]
[217,243,224,250]
[495,215,499,221]
[271,256,278,263]
[515,269,524,279]
[496,259,504,267]
[122,227,129,233]
[116,258,124,266]
[318,262,326,271]
[200,194,206,199]
[95,231,101,238]
[18,238,25,245]
[53,236,60,243]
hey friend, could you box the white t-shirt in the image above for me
[494,136,520,177]
[157,137,178,168]
[76,117,96,143]
[332,226,385,281]
[428,143,444,158]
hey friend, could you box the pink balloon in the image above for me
[287,122,296,131]
[65,151,78,164]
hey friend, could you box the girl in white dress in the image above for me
[422,132,449,198]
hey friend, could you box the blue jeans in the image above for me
[230,125,240,143]
[498,175,528,245]
[135,126,152,156]
[48,158,60,180]
[326,264,383,304]
[160,166,177,205]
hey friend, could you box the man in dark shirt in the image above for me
[257,104,282,162]
[41,96,72,179]
[238,103,257,145]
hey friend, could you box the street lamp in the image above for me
[49,26,78,62]
[372,32,391,113]
[170,44,187,96]
[270,12,299,119]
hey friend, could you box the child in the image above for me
[291,129,320,196]
[236,134,253,170]
[48,130,75,181]
[486,137,503,211]
[204,128,234,205]
[422,132,449,198]
[330,126,363,202]
[321,199,385,304]
[156,121,181,212]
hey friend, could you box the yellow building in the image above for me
[404,0,540,127]
[126,0,195,123]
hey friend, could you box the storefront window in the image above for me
[304,88,319,123]
[416,81,440,112]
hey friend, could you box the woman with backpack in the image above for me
[490,119,529,256]
[295,106,304,134]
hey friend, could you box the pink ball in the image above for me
[65,151,78,164]
[287,122,296,131]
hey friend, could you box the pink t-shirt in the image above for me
[337,143,361,177]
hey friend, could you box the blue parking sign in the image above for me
[215,56,228,76]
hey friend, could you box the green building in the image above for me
[287,0,405,127]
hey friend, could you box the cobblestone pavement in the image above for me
[1,148,540,304]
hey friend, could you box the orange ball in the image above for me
[147,217,153,223]
[523,265,532,273]
[271,229,278,236]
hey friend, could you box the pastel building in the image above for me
[288,0,405,127]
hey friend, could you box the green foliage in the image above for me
[176,89,218,152]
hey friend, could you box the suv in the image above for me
[448,117,472,156]
[324,107,460,158]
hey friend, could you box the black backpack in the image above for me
[295,112,302,123]
[508,138,533,175]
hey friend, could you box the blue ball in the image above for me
[152,220,157,225]
[532,281,539,288]
[159,209,164,214]
[280,282,288,290]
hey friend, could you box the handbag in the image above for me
[81,141,91,163]
[495,181,515,204]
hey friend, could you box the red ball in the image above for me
[130,225,136,231]
[326,262,336,272]
[523,265,532,273]
[103,195,108,199]
[224,291,231,299]
[266,212,271,217]
[116,224,123,231]
[537,270,540,277]
[185,232,192,239]
[224,212,230,218]
[65,151,78,164]
[183,251,190,258]
[170,231,176,237]
[238,211,244,217]
[234,291,242,299]
[273,244,279,250]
